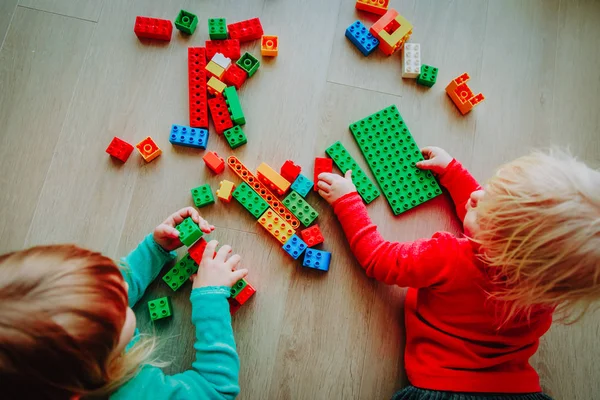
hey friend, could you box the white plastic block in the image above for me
[402,43,421,78]
[211,52,232,70]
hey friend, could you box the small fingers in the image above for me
[199,219,213,233]
[156,223,180,238]
[230,268,249,283]
[203,240,219,262]
[344,170,353,180]
[317,180,331,193]
[226,254,242,269]
[318,172,335,184]
[416,159,434,170]
[318,189,331,200]
[215,244,232,263]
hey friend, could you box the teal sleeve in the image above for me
[120,234,177,307]
[111,287,240,400]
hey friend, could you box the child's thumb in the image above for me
[344,170,352,180]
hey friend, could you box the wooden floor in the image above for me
[1,1,599,399]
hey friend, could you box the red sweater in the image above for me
[332,160,553,393]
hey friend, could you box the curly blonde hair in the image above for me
[473,150,600,322]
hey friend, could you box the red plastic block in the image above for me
[203,151,225,174]
[106,137,134,162]
[227,18,263,42]
[280,160,302,183]
[136,137,162,162]
[188,47,209,128]
[134,16,173,41]
[188,238,208,263]
[235,282,256,305]
[206,39,241,60]
[300,225,324,247]
[208,95,234,134]
[222,64,247,89]
[229,297,242,315]
[314,158,333,191]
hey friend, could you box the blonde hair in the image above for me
[473,149,600,322]
[0,245,158,398]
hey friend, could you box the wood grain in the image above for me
[0,0,17,46]
[18,0,105,22]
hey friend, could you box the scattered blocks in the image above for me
[349,105,442,215]
[175,10,198,35]
[355,0,389,15]
[208,18,227,40]
[223,86,245,125]
[370,9,412,56]
[291,174,313,198]
[206,39,241,60]
[302,249,331,271]
[206,60,225,80]
[191,184,215,208]
[345,21,379,56]
[314,158,333,191]
[401,43,421,78]
[163,254,198,291]
[280,160,301,183]
[207,77,227,96]
[148,297,172,321]
[176,217,203,247]
[258,208,296,245]
[211,53,232,70]
[106,137,134,162]
[134,16,172,41]
[300,225,324,247]
[326,141,380,204]
[208,95,234,134]
[216,180,236,202]
[188,47,209,128]
[236,52,260,77]
[282,234,307,259]
[445,73,485,115]
[188,238,208,263]
[257,162,291,196]
[136,137,161,162]
[230,278,248,299]
[222,63,247,89]
[169,124,209,149]
[203,151,225,174]
[417,64,438,87]
[261,35,278,56]
[283,191,318,227]
[227,18,263,42]
[233,182,269,218]
[234,282,256,305]
[224,126,247,149]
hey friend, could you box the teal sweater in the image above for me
[111,234,240,400]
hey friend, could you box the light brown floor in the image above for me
[0,1,599,399]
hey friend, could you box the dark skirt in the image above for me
[391,385,554,400]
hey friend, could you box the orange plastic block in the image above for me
[227,156,300,229]
[370,9,412,55]
[445,73,485,115]
[216,180,236,202]
[355,0,389,15]
[207,76,226,96]
[261,35,278,56]
[205,60,225,79]
[203,151,225,174]
[258,208,295,244]
[136,137,161,162]
[256,162,291,196]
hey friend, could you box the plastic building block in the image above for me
[234,282,256,305]
[148,297,172,321]
[258,208,296,245]
[236,52,260,77]
[206,61,225,80]
[257,162,291,196]
[229,298,242,314]
[283,191,318,227]
[230,278,248,299]
[370,9,412,56]
[282,234,307,259]
[169,124,208,149]
[211,53,231,70]
[208,18,227,40]
[232,182,269,218]
[291,174,313,198]
[314,158,333,191]
[222,64,247,89]
[261,35,278,56]
[349,105,443,215]
[355,0,389,15]
[188,238,208,263]
[176,217,203,247]
[191,184,215,208]
[401,43,421,79]
[445,73,485,115]
[175,10,198,35]
[228,156,301,229]
[326,141,380,204]
[302,249,331,271]
[188,47,208,128]
[222,86,245,125]
[417,64,438,87]
[223,126,247,149]
[136,137,161,162]
[106,137,134,162]
[208,95,234,134]
[227,18,263,42]
[216,180,236,202]
[162,254,198,291]
[203,151,225,174]
[207,77,226,96]
[300,225,324,247]
[280,160,301,183]
[206,39,241,60]
[345,21,379,56]
[134,16,172,41]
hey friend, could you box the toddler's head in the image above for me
[466,150,600,320]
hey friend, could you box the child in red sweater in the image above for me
[317,146,600,400]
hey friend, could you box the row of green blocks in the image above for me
[232,182,269,218]
[175,12,227,38]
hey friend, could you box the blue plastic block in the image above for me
[282,234,307,260]
[345,20,379,56]
[302,248,331,271]
[291,174,313,198]
[169,124,209,149]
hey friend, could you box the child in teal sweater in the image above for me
[0,207,247,399]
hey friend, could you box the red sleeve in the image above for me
[438,159,482,222]
[332,192,462,288]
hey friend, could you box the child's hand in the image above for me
[153,207,215,251]
[317,171,357,204]
[192,240,248,289]
[416,147,453,174]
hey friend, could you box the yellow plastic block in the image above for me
[216,180,236,202]
[258,208,295,244]
[205,61,225,79]
[207,76,226,96]
[256,162,291,196]
[135,137,161,162]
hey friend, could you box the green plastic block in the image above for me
[208,18,227,40]
[236,52,260,77]
[148,297,172,321]
[416,64,438,87]
[176,217,203,247]
[232,182,269,218]
[223,126,247,149]
[191,184,215,208]
[175,10,198,35]
[162,254,199,291]
[325,141,380,204]
[230,278,248,299]
[223,86,245,125]
[349,105,442,215]
[283,191,318,227]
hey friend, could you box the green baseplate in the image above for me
[349,105,442,215]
